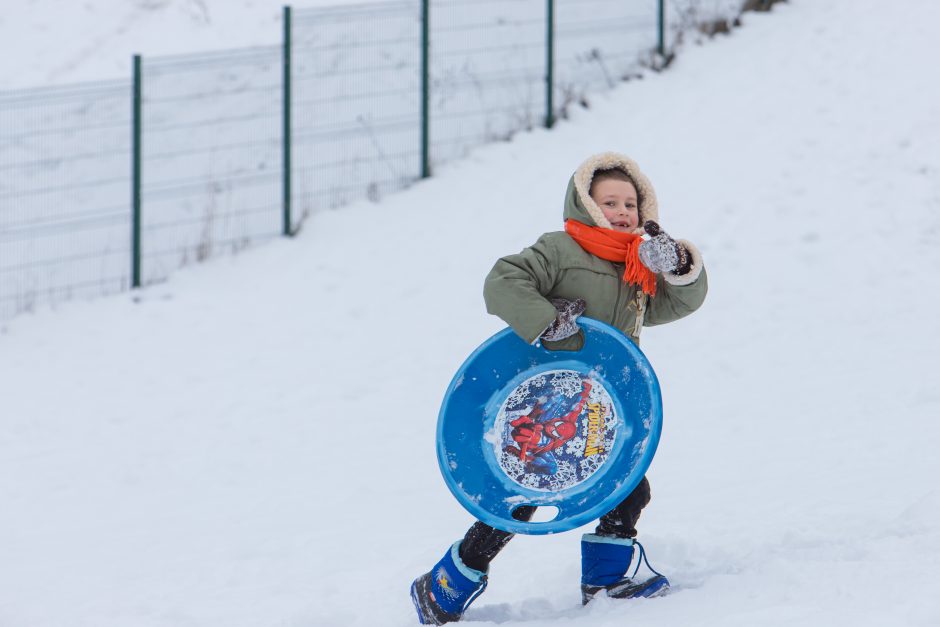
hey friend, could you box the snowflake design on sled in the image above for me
[504,374,546,409]
[550,370,585,399]
[579,454,605,476]
[565,435,587,456]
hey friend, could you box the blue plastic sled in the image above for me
[437,317,663,535]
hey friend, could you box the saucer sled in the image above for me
[437,318,663,535]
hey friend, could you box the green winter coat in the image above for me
[483,152,708,351]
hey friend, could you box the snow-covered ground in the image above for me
[0,0,742,89]
[0,0,349,88]
[2,0,940,626]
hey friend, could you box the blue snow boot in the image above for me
[580,533,670,604]
[410,541,487,625]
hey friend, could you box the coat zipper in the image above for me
[633,289,647,338]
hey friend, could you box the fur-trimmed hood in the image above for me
[483,151,708,348]
[563,152,659,232]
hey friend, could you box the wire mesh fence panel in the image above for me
[0,81,132,321]
[554,0,659,119]
[140,46,283,285]
[429,0,545,168]
[0,1,671,324]
[292,2,421,222]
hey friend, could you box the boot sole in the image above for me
[410,573,461,625]
[608,574,670,599]
[582,574,671,604]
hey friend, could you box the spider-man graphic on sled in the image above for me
[493,370,619,492]
[504,379,594,475]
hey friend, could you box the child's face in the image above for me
[590,179,639,232]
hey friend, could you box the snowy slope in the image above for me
[0,0,743,89]
[0,0,357,88]
[2,1,940,626]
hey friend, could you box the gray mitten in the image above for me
[638,221,691,275]
[540,298,586,342]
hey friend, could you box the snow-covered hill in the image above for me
[0,0,743,89]
[2,1,939,626]
[0,0,337,88]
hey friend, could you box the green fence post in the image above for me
[132,54,142,288]
[420,0,430,178]
[545,0,554,129]
[658,0,666,58]
[283,5,293,236]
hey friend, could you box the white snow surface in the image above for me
[3,0,940,626]
[0,0,741,89]
[0,0,362,88]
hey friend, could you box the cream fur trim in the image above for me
[663,240,704,286]
[573,152,659,232]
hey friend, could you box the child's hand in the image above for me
[541,298,586,342]
[639,221,692,275]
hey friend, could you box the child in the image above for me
[411,152,707,625]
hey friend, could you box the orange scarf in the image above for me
[564,220,657,296]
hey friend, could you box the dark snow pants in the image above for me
[458,476,652,572]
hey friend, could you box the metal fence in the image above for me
[0,0,666,323]
[291,2,423,219]
[0,81,133,316]
[140,47,285,285]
